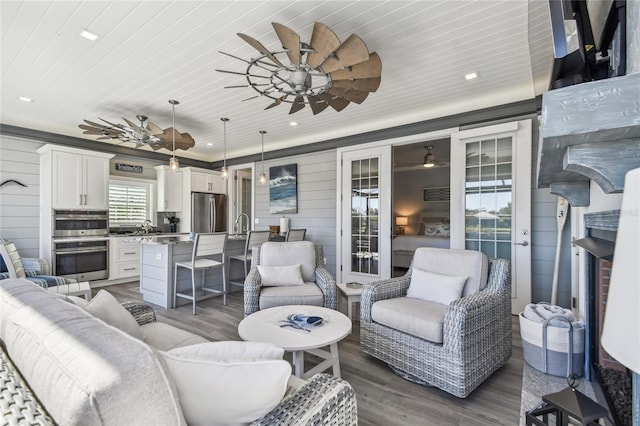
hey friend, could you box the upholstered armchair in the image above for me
[360,247,511,398]
[244,241,337,316]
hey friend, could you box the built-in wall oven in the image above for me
[53,210,109,237]
[52,210,110,281]
[52,238,109,281]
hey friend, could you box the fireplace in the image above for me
[574,210,632,425]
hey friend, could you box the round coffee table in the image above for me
[238,305,352,379]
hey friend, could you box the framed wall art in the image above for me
[269,164,298,214]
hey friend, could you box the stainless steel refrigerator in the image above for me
[191,192,227,233]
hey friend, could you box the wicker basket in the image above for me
[519,310,585,377]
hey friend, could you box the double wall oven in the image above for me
[52,210,109,281]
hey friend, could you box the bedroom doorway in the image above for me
[392,139,451,276]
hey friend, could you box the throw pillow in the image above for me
[407,268,467,305]
[162,341,291,425]
[423,224,440,236]
[83,290,144,340]
[258,264,305,286]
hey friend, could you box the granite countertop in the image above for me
[139,234,194,245]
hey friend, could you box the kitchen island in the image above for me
[139,234,247,309]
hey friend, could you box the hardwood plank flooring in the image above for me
[105,283,523,425]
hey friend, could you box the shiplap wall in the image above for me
[530,118,572,307]
[0,135,43,257]
[254,150,337,276]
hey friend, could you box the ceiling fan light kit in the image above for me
[423,145,435,168]
[217,21,382,115]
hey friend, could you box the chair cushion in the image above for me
[412,247,488,297]
[258,264,304,286]
[83,290,145,340]
[371,297,448,343]
[259,282,324,310]
[142,322,208,351]
[162,341,290,425]
[407,268,466,306]
[260,241,316,282]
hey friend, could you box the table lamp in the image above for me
[396,216,408,234]
[601,167,640,425]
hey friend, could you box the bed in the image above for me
[392,215,450,268]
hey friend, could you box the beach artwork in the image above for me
[269,164,298,214]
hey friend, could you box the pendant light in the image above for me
[168,99,180,171]
[259,130,267,184]
[220,117,229,179]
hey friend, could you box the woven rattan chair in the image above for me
[360,247,511,398]
[244,241,337,316]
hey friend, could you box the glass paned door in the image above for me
[464,137,513,260]
[339,146,391,284]
[351,158,379,275]
[451,120,531,314]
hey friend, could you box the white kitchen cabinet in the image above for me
[109,237,141,280]
[190,170,226,194]
[155,166,183,212]
[48,149,111,210]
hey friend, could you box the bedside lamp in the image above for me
[601,167,640,425]
[396,216,408,235]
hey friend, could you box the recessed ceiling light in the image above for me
[18,96,33,103]
[80,30,98,41]
[206,142,213,146]
[464,72,479,81]
[289,121,298,127]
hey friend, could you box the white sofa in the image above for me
[0,278,357,425]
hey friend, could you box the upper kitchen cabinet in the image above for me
[155,165,183,212]
[186,168,226,194]
[37,145,113,210]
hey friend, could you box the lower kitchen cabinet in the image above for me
[109,238,141,280]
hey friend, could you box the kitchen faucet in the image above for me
[234,213,249,235]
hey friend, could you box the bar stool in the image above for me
[228,230,270,282]
[285,228,306,241]
[174,233,227,315]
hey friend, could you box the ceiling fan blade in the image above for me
[272,22,300,66]
[98,118,122,128]
[83,119,112,130]
[320,34,370,73]
[328,87,369,104]
[218,50,252,64]
[122,117,144,133]
[79,124,105,132]
[237,33,285,68]
[289,96,305,114]
[176,133,195,150]
[331,76,381,93]
[306,22,341,69]
[329,52,382,80]
[146,120,164,135]
[265,96,287,110]
[320,93,350,112]
[162,128,184,143]
[307,95,330,115]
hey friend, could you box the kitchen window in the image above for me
[109,179,154,226]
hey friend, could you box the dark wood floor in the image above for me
[105,282,524,426]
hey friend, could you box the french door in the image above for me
[338,146,392,284]
[450,120,532,314]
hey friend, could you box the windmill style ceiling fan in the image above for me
[216,22,382,115]
[79,115,195,151]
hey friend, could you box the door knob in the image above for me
[513,241,529,246]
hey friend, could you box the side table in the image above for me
[336,282,364,321]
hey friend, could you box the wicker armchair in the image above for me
[360,248,511,398]
[244,241,337,316]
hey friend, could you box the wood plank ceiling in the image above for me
[0,1,554,162]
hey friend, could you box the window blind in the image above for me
[109,181,150,225]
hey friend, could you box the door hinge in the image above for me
[340,265,343,271]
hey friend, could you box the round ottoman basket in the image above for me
[519,311,585,377]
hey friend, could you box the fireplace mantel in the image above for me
[537,73,640,206]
